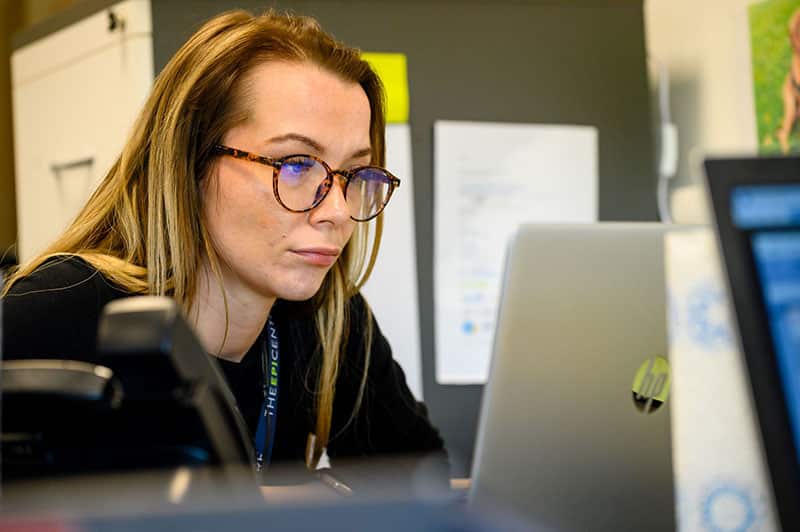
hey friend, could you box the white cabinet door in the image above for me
[12,0,153,261]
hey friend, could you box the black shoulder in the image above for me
[346,291,373,335]
[6,256,106,293]
[2,256,129,361]
[333,291,446,456]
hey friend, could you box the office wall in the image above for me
[0,0,81,256]
[0,4,19,254]
[645,0,759,187]
[22,0,80,23]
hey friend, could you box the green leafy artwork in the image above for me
[751,0,800,153]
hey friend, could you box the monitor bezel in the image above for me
[705,156,800,530]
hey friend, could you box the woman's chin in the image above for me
[275,280,326,302]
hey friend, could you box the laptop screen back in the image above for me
[469,223,674,531]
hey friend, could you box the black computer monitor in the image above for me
[706,156,800,531]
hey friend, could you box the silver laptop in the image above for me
[469,223,675,531]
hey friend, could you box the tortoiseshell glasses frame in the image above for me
[213,145,401,222]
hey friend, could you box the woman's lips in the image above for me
[291,247,340,267]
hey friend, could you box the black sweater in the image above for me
[1,257,446,485]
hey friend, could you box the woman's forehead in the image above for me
[236,61,371,158]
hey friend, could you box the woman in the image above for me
[1,9,445,484]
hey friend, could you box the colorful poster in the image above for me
[750,0,800,153]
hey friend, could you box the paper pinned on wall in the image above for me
[360,52,409,123]
[361,123,423,398]
[434,121,598,384]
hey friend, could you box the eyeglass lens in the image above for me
[277,156,393,220]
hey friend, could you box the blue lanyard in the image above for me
[254,315,279,472]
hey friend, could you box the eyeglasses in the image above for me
[213,145,401,222]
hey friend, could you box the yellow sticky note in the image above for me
[361,52,409,124]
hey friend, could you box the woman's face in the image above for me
[202,61,371,302]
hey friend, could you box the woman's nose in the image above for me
[310,175,350,224]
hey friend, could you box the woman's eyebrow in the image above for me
[266,134,371,160]
[349,147,372,160]
[266,133,324,153]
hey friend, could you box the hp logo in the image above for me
[631,356,671,414]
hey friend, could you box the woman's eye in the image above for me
[282,158,316,177]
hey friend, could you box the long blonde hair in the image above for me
[3,10,386,466]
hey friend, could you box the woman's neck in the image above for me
[192,260,275,362]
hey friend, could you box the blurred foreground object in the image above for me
[2,296,256,497]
